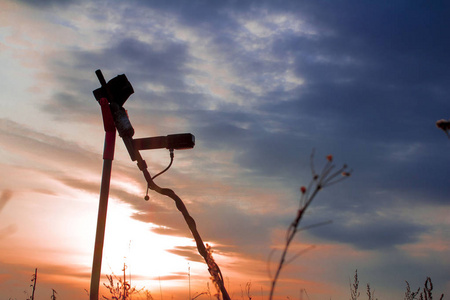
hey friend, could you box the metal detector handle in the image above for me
[99,98,115,133]
[90,73,117,300]
[98,98,116,160]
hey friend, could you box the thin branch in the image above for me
[268,152,351,300]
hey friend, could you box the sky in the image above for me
[1,0,450,299]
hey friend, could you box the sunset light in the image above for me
[1,1,450,299]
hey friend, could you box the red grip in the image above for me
[98,98,116,160]
[99,98,115,133]
[103,131,116,160]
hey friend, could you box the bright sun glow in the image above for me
[100,197,201,288]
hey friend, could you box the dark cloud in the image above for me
[72,37,190,90]
[41,91,99,122]
[21,0,450,226]
[42,36,193,124]
[256,2,450,143]
[16,0,77,8]
[133,0,247,28]
[311,214,427,250]
[177,0,450,217]
[186,110,254,150]
[166,246,203,263]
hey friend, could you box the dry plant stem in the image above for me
[132,146,230,300]
[268,153,351,300]
[30,268,37,300]
[350,270,360,300]
[404,281,420,300]
[268,186,319,300]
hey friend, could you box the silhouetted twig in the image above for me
[405,281,420,300]
[27,268,37,300]
[418,277,444,300]
[366,283,376,300]
[51,289,58,300]
[268,152,351,300]
[350,269,360,300]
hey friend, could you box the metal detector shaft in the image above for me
[89,69,229,300]
[90,97,116,300]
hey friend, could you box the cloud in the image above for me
[166,246,203,263]
[0,190,17,239]
[3,1,450,298]
[0,260,90,299]
[131,190,281,256]
[311,214,427,250]
[0,118,101,174]
[155,272,187,282]
[105,37,189,88]
[0,190,13,211]
[16,0,78,8]
[0,119,289,261]
[40,36,191,121]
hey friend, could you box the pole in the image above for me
[90,98,116,300]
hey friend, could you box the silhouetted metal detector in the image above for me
[89,70,196,300]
